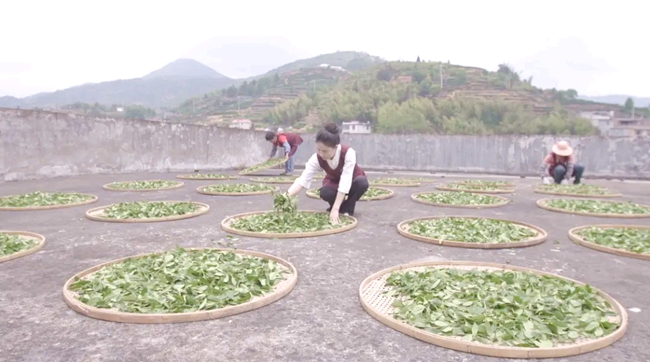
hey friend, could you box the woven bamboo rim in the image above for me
[457,180,516,189]
[249,177,297,184]
[0,193,99,211]
[533,187,622,199]
[62,248,298,324]
[0,231,46,263]
[536,198,650,219]
[305,187,395,202]
[568,224,650,261]
[435,184,515,194]
[221,210,358,239]
[176,174,239,180]
[410,192,510,209]
[370,180,421,187]
[196,184,279,196]
[85,201,210,223]
[102,180,184,192]
[239,158,287,175]
[396,216,547,249]
[359,260,628,358]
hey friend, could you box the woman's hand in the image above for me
[329,208,341,225]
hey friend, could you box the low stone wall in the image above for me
[2,107,649,181]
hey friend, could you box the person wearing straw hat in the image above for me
[540,140,585,185]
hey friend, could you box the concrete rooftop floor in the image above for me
[1,171,649,362]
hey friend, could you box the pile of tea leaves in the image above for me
[308,187,391,200]
[250,176,297,183]
[105,180,181,190]
[414,191,505,206]
[371,178,419,185]
[200,184,276,194]
[0,233,39,257]
[385,268,621,347]
[0,191,94,208]
[239,159,287,175]
[182,174,237,180]
[458,180,514,188]
[68,248,289,313]
[575,226,650,255]
[101,201,200,219]
[536,184,615,196]
[444,183,512,192]
[543,199,650,215]
[405,217,538,244]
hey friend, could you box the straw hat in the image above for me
[552,140,573,156]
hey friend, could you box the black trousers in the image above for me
[319,176,369,216]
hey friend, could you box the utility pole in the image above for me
[439,64,443,89]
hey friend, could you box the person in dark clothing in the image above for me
[286,123,368,225]
[265,130,303,175]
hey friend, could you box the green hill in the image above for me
[222,61,611,135]
[262,51,384,76]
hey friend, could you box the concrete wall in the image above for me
[292,134,650,179]
[2,108,649,181]
[0,108,269,181]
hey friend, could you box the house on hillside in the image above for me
[608,118,650,137]
[579,111,615,134]
[229,119,253,130]
[342,120,372,134]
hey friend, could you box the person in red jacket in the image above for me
[539,140,585,184]
[285,123,369,225]
[265,130,303,175]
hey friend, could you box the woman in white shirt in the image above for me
[286,123,369,224]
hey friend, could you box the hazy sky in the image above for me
[1,0,647,98]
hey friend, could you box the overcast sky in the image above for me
[1,0,647,98]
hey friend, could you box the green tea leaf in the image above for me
[105,180,181,190]
[0,233,39,257]
[537,184,615,196]
[201,183,276,194]
[575,226,650,255]
[415,191,505,206]
[545,199,650,215]
[101,201,199,219]
[406,217,538,244]
[0,191,94,208]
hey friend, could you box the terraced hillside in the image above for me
[173,67,349,125]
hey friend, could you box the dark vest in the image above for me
[317,144,365,188]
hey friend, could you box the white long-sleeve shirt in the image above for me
[294,145,357,194]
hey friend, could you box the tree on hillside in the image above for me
[624,97,634,112]
[565,89,578,100]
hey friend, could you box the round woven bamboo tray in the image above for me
[239,158,287,175]
[533,186,622,199]
[396,216,547,249]
[435,184,515,194]
[176,174,239,180]
[410,192,510,209]
[305,187,395,202]
[102,180,184,192]
[370,180,421,187]
[85,201,210,223]
[536,198,650,219]
[249,177,297,184]
[0,193,99,211]
[62,248,298,324]
[221,210,358,239]
[0,231,46,263]
[568,224,650,261]
[457,180,516,188]
[196,184,279,196]
[359,260,628,358]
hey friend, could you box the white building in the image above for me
[579,111,615,134]
[342,120,372,134]
[229,119,253,130]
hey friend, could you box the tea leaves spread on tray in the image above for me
[445,183,512,191]
[545,199,650,215]
[240,159,287,174]
[385,268,620,347]
[308,187,391,200]
[407,217,537,244]
[0,192,94,208]
[69,248,289,313]
[458,180,514,188]
[537,184,614,196]
[371,178,418,185]
[201,184,275,193]
[101,201,200,219]
[415,191,504,206]
[250,176,297,183]
[183,174,236,179]
[0,233,39,257]
[575,227,650,255]
[106,180,180,190]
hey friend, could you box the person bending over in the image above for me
[540,140,585,185]
[265,130,303,175]
[285,123,369,225]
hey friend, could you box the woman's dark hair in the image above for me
[315,123,340,148]
[264,131,276,141]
